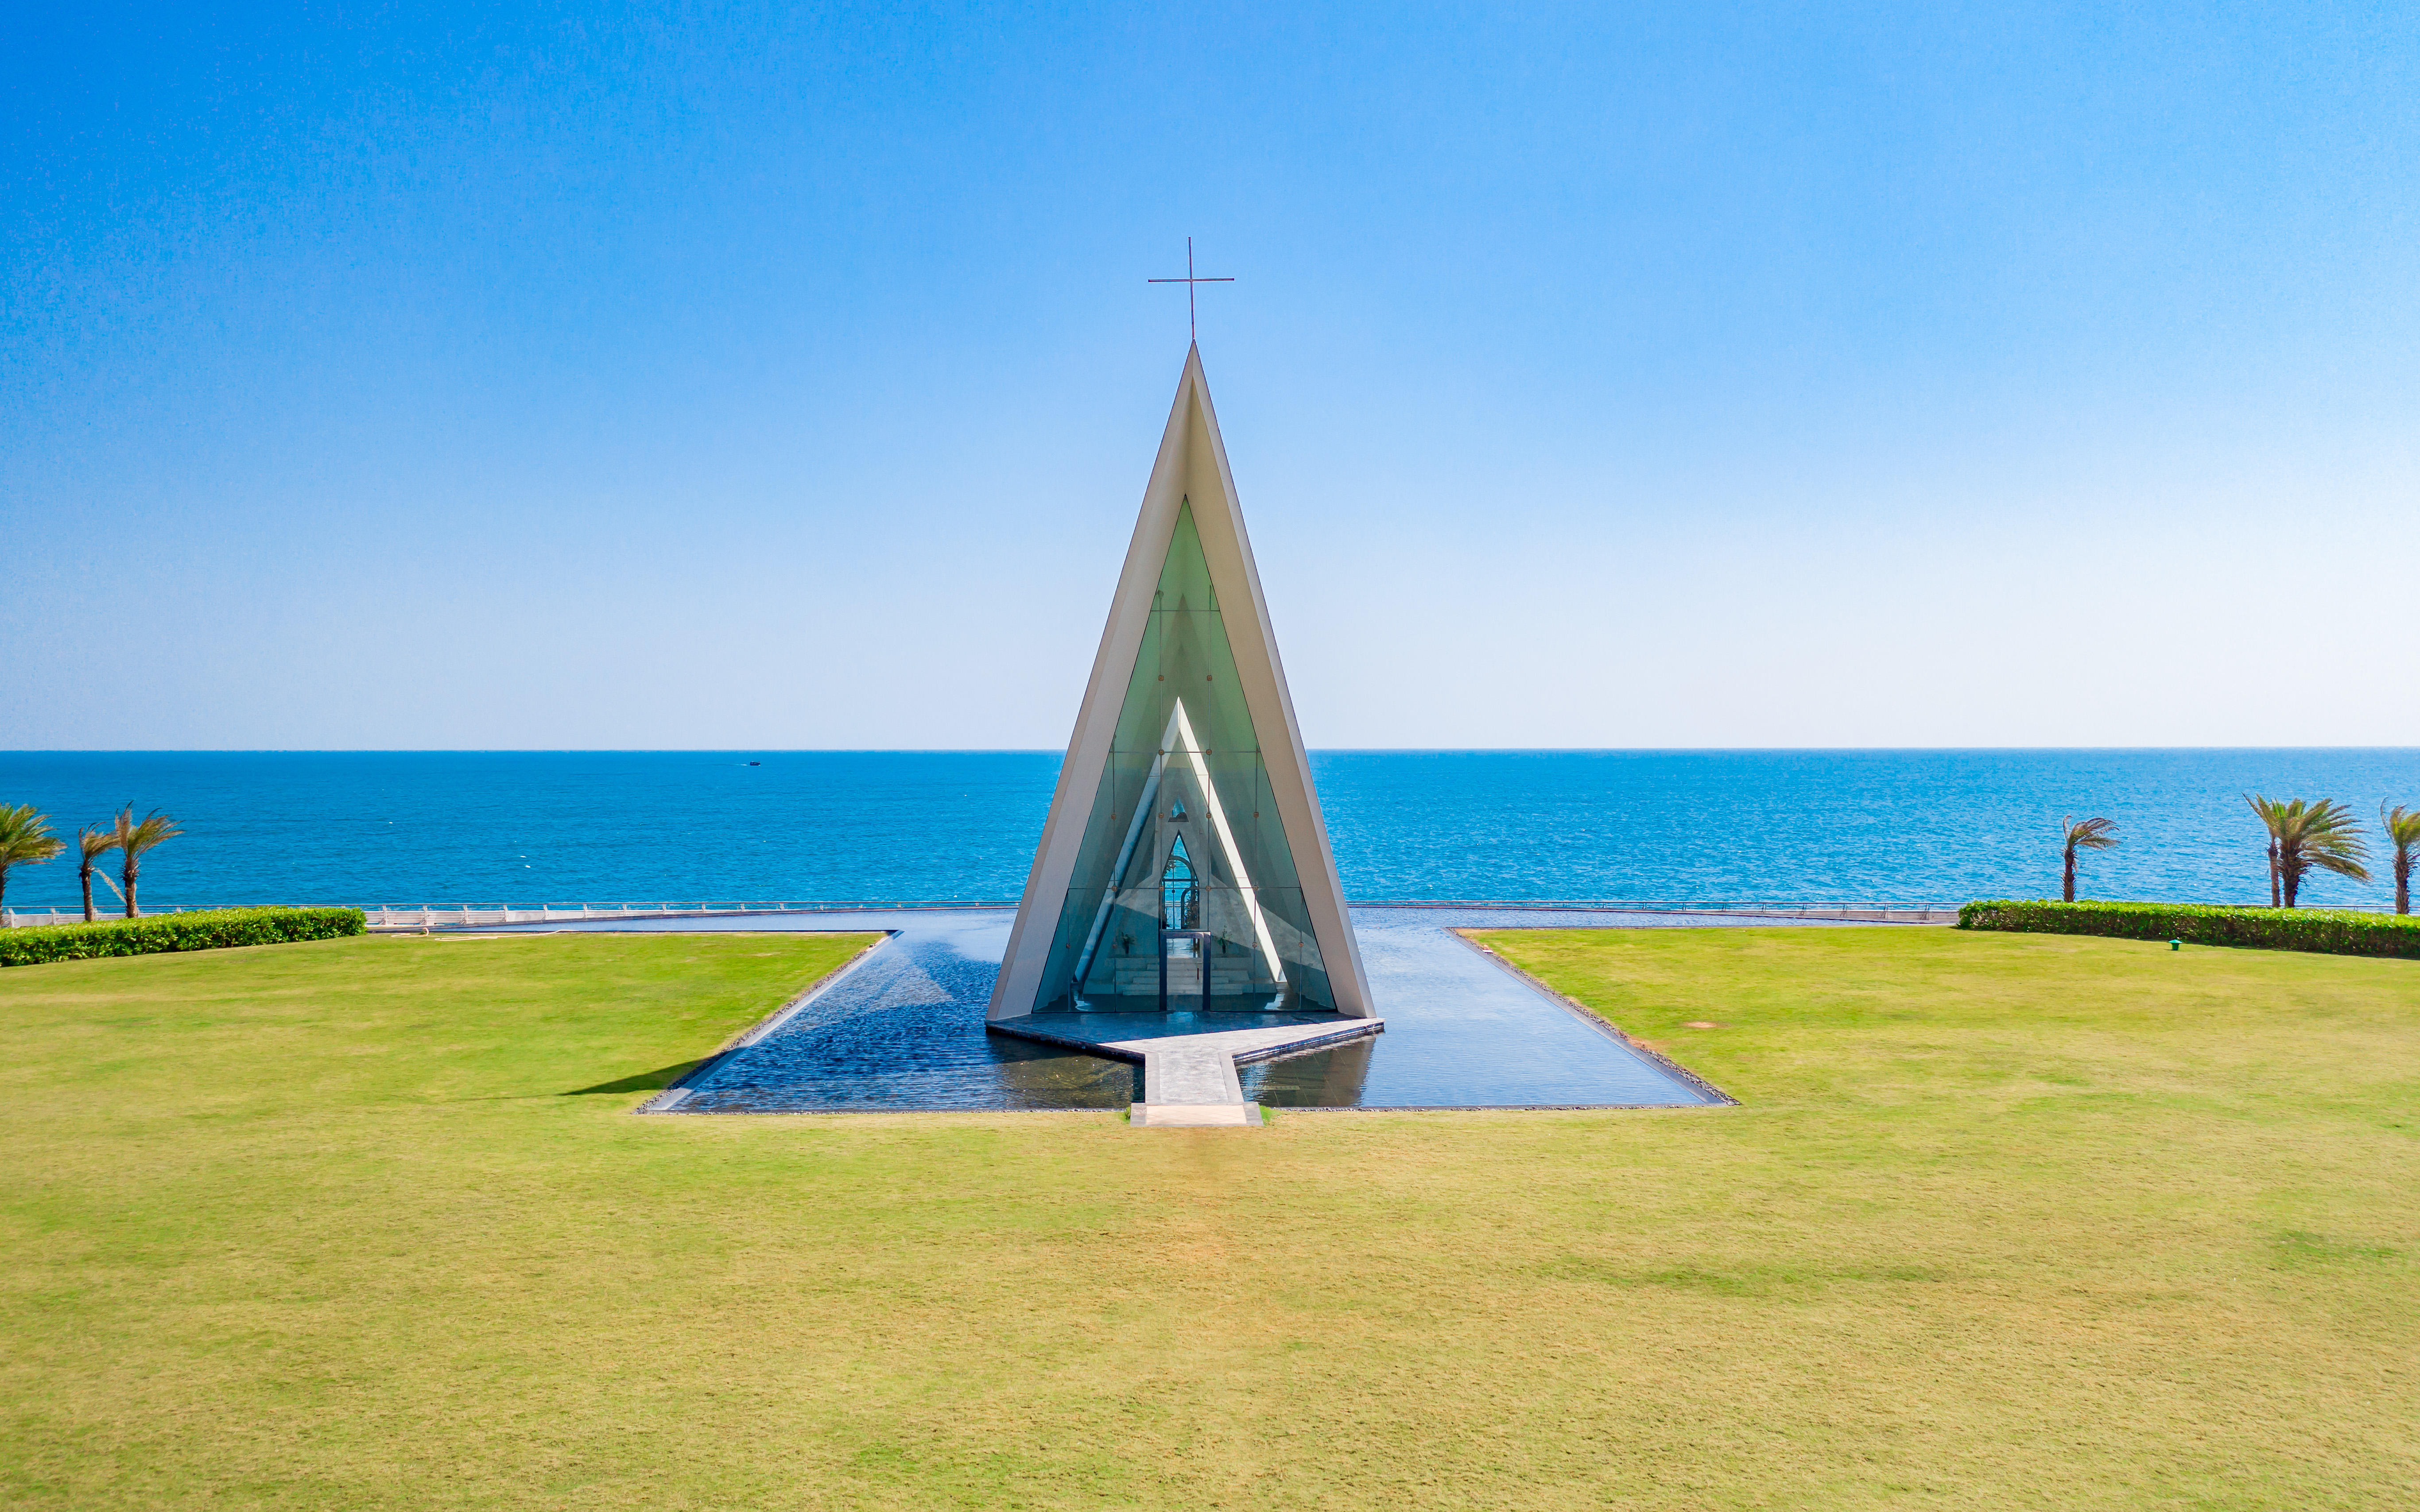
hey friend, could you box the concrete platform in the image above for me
[991,1014,1383,1128]
[1132,1102,1265,1127]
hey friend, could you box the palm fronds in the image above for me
[77,827,122,923]
[2059,815,2118,901]
[0,804,67,917]
[2245,794,2371,908]
[2383,803,2420,916]
[109,805,185,919]
[2063,816,2118,851]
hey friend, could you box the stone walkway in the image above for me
[989,1014,1387,1125]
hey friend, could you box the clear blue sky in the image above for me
[6,2,2416,750]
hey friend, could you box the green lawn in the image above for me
[2,927,2415,1509]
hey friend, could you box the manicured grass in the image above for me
[2,928,2416,1509]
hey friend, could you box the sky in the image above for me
[5,1,2417,750]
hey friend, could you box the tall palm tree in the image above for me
[2060,815,2119,902]
[110,805,184,920]
[2383,804,2420,916]
[0,804,66,920]
[2244,795,2370,908]
[76,826,122,923]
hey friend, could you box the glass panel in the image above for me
[1028,499,1333,1013]
[1038,885,1328,1013]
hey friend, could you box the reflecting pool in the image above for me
[531,905,1801,1111]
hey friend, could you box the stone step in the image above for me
[985,1016,1387,1133]
[1132,1103,1264,1126]
[1105,964,1257,994]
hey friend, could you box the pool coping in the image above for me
[983,1012,1385,1067]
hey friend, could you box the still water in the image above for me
[576,907,1735,1112]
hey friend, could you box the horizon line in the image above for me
[5,746,2419,757]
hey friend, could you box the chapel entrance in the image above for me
[1162,833,1199,930]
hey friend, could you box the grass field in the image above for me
[2,927,2415,1509]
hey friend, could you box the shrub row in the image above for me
[1958,899,2420,959]
[0,907,368,967]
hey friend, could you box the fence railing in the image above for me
[356,901,1019,930]
[0,900,1016,930]
[0,902,309,928]
[1355,899,1972,922]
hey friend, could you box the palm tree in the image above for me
[110,805,184,920]
[2060,815,2119,902]
[76,826,122,923]
[0,804,66,921]
[2383,804,2420,916]
[2244,795,2370,908]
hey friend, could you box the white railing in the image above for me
[0,902,300,928]
[1373,899,2408,921]
[1355,899,1974,922]
[356,900,1031,930]
[0,899,1014,930]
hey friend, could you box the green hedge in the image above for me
[1958,899,2420,959]
[0,907,368,967]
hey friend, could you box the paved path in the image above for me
[989,1014,1387,1125]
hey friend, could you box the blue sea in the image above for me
[2,750,2416,913]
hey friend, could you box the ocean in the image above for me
[2,749,2416,913]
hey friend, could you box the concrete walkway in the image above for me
[990,1014,1386,1126]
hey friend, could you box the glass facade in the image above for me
[1027,500,1336,1013]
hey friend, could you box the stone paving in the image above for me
[989,1014,1387,1125]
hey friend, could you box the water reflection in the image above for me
[566,906,1724,1112]
[1237,1038,1376,1106]
[674,911,1138,1113]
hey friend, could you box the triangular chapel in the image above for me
[989,346,1372,1019]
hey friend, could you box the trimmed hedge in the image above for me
[0,907,368,967]
[1958,899,2420,960]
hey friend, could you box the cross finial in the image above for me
[1147,237,1233,342]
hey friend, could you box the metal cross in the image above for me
[1147,237,1234,341]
